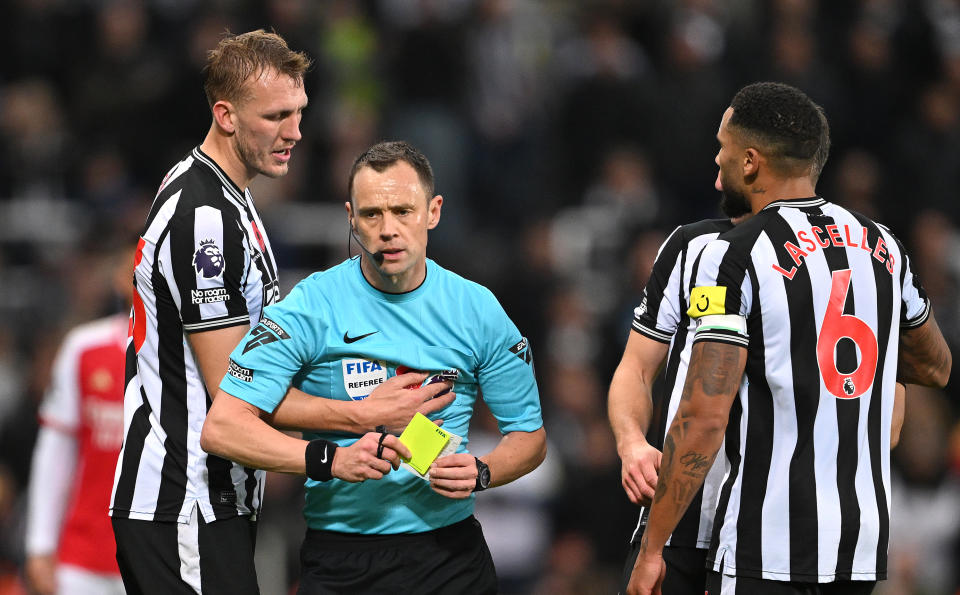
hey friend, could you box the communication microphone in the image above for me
[349,222,385,265]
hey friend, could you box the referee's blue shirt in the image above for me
[221,257,543,534]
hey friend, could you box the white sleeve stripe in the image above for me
[633,321,674,343]
[183,315,249,331]
[692,331,750,347]
[901,299,931,329]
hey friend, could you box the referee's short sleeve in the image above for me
[220,300,319,413]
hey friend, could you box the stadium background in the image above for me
[1,0,958,593]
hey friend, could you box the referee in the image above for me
[630,82,951,594]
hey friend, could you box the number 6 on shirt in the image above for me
[816,269,878,399]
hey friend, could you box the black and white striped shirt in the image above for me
[111,147,280,523]
[631,218,733,549]
[687,197,929,582]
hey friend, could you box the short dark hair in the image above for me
[729,82,828,177]
[202,29,311,109]
[347,141,435,201]
[811,104,831,182]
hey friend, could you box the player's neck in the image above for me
[360,257,427,294]
[200,125,254,191]
[749,176,817,213]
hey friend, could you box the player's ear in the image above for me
[427,195,443,230]
[212,100,237,134]
[743,147,761,177]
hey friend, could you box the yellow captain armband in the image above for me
[687,286,728,318]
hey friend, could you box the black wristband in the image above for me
[305,439,338,482]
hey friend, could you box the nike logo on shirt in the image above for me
[319,446,328,464]
[344,331,378,343]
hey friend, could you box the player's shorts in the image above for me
[297,515,497,594]
[112,506,258,595]
[619,536,707,595]
[705,570,877,594]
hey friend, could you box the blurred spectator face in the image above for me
[231,70,308,180]
[919,83,959,133]
[848,21,891,73]
[628,229,668,292]
[836,149,881,218]
[773,24,815,75]
[98,0,147,56]
[0,79,62,142]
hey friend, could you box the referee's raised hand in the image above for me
[332,432,411,482]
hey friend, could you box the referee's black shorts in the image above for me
[297,515,497,594]
[619,535,707,595]
[112,507,259,595]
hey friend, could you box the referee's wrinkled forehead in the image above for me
[347,141,436,204]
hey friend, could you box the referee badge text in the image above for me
[342,359,387,400]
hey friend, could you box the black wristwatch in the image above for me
[474,457,491,492]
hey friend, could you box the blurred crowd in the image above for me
[1,0,959,593]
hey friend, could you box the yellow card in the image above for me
[398,413,451,475]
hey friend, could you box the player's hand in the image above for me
[428,453,478,499]
[363,373,455,434]
[332,432,411,482]
[626,549,665,595]
[620,437,661,506]
[25,554,57,595]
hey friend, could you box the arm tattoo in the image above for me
[654,434,676,504]
[643,342,741,552]
[899,315,952,386]
[680,452,711,476]
[697,342,744,396]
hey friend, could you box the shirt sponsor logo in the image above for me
[228,359,254,383]
[342,359,387,400]
[194,239,225,279]
[242,317,290,354]
[687,286,727,318]
[191,287,230,305]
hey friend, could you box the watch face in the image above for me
[476,459,491,490]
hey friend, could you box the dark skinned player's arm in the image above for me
[638,340,746,556]
[898,312,951,388]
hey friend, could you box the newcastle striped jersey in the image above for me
[687,197,930,582]
[111,147,280,524]
[630,218,733,549]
